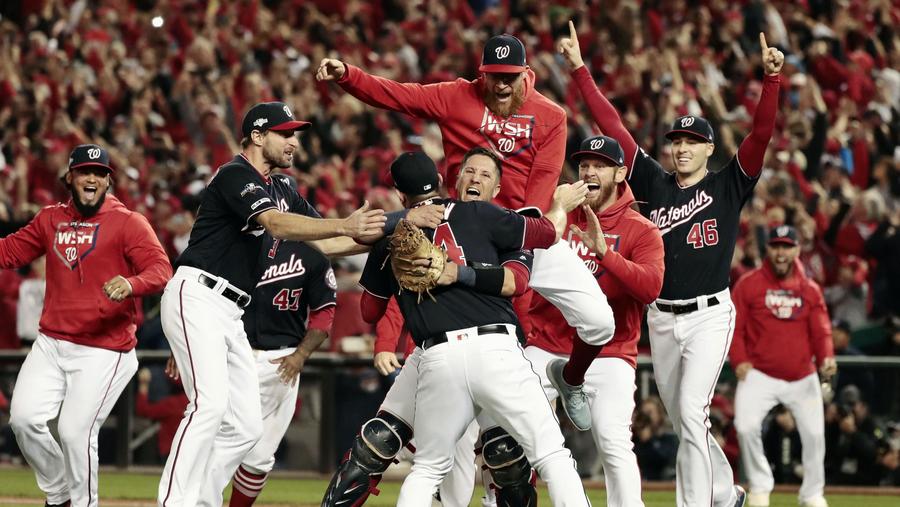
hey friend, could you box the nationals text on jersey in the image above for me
[648,189,714,234]
[765,289,803,319]
[257,254,307,287]
[479,108,534,156]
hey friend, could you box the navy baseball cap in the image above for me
[665,115,714,143]
[68,144,113,173]
[479,34,527,74]
[241,102,311,137]
[390,152,440,196]
[768,225,798,246]
[571,135,625,166]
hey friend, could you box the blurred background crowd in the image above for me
[0,0,899,487]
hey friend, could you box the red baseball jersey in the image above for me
[729,259,834,381]
[527,184,665,367]
[337,66,566,211]
[0,196,172,351]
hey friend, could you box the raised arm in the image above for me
[524,114,567,212]
[257,201,386,241]
[317,59,452,120]
[736,33,783,178]
[559,20,639,168]
[0,210,48,269]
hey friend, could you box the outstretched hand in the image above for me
[557,20,585,70]
[316,58,347,81]
[342,201,387,239]
[569,205,607,259]
[759,33,784,75]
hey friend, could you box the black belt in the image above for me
[655,296,719,315]
[198,273,251,308]
[421,324,511,350]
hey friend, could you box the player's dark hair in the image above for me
[240,136,252,149]
[460,147,502,180]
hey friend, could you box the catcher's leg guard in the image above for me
[321,411,413,507]
[481,427,538,507]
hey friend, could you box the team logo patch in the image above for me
[765,289,803,319]
[590,138,605,150]
[495,45,510,59]
[87,148,102,159]
[325,268,337,291]
[253,117,268,128]
[283,105,293,118]
[479,108,534,158]
[240,183,265,197]
[568,230,620,277]
[52,222,100,270]
[680,116,695,128]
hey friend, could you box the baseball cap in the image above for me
[390,151,440,196]
[768,225,798,246]
[665,115,715,143]
[479,34,527,74]
[241,102,311,137]
[571,135,625,166]
[68,144,113,173]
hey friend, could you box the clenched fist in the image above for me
[316,58,347,81]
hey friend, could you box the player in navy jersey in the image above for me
[353,151,589,506]
[226,237,337,506]
[559,23,784,507]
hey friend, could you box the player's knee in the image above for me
[355,411,413,471]
[594,429,633,457]
[8,406,40,436]
[733,417,759,436]
[481,427,531,487]
[578,305,615,346]
[57,418,86,448]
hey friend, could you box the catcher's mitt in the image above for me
[388,219,446,302]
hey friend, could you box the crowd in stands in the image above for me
[0,0,899,485]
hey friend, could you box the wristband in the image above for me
[471,265,505,295]
[457,265,476,287]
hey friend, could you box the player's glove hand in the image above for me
[760,33,784,75]
[316,58,347,81]
[374,351,402,376]
[389,219,447,302]
[558,20,585,70]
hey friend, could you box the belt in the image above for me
[197,273,251,308]
[421,324,511,350]
[656,296,719,315]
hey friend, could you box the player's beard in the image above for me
[263,143,293,169]
[71,187,107,218]
[586,181,616,211]
[483,85,526,118]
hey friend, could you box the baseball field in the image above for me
[1,467,898,506]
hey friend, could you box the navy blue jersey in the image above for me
[176,154,320,293]
[360,198,534,345]
[243,238,337,350]
[627,148,758,299]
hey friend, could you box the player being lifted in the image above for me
[557,20,783,507]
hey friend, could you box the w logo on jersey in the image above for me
[479,108,534,157]
[765,289,803,319]
[567,231,620,277]
[52,222,100,270]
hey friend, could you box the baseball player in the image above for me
[0,144,171,507]
[361,151,589,506]
[559,22,784,507]
[158,102,385,507]
[318,31,615,399]
[323,147,565,507]
[526,135,665,506]
[730,226,836,507]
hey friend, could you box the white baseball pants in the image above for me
[10,333,137,507]
[380,347,492,507]
[396,326,589,507]
[158,267,263,507]
[525,346,645,507]
[647,289,738,507]
[531,241,614,346]
[734,370,826,504]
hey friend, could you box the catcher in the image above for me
[323,151,590,506]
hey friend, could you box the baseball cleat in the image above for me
[733,485,747,507]
[546,359,592,431]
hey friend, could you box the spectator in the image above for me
[134,368,188,462]
[831,320,876,396]
[631,396,677,481]
[762,406,804,485]
[824,385,881,485]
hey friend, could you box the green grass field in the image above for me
[1,467,898,506]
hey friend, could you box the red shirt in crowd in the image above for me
[136,389,189,458]
[527,184,665,368]
[337,66,567,212]
[0,196,172,351]
[729,259,834,381]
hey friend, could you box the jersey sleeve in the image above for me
[806,281,834,367]
[626,148,668,204]
[720,156,760,204]
[305,255,338,311]
[728,275,751,366]
[278,175,322,218]
[499,249,534,273]
[359,239,395,299]
[374,297,405,354]
[597,223,664,304]
[212,166,278,226]
[122,212,173,296]
[523,112,566,212]
[338,64,455,119]
[571,65,641,169]
[0,208,48,269]
[475,203,527,251]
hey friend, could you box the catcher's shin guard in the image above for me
[321,411,413,507]
[481,427,538,507]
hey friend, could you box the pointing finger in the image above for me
[568,20,577,40]
[759,32,768,52]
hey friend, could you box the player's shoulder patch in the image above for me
[325,267,337,291]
